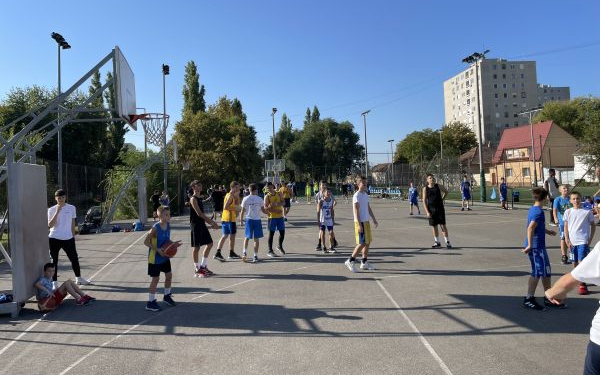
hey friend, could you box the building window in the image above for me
[467,99,471,105]
[512,83,516,88]
[502,74,506,79]
[512,73,515,79]
[522,103,527,107]
[514,113,518,118]
[494,83,498,89]
[523,167,531,177]
[503,93,508,98]
[521,83,525,88]
[496,112,500,118]
[512,103,518,108]
[521,92,527,98]
[466,90,470,96]
[503,83,507,88]
[504,112,509,118]
[514,121,519,126]
[521,73,525,78]
[506,168,513,177]
[502,64,506,69]
[511,64,515,69]
[494,93,498,98]
[493,74,497,79]
[505,124,509,128]
[551,96,555,100]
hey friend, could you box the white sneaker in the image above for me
[76,277,92,285]
[344,259,357,273]
[360,261,376,270]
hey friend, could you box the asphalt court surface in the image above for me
[0,199,598,375]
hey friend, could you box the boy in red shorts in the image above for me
[34,263,95,311]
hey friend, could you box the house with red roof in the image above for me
[491,121,579,186]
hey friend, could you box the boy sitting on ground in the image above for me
[34,263,95,311]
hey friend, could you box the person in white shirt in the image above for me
[240,183,268,262]
[48,189,91,286]
[344,176,378,272]
[546,239,600,374]
[563,191,596,295]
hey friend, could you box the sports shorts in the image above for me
[571,244,590,263]
[268,218,285,232]
[38,289,67,311]
[221,221,237,235]
[245,219,264,239]
[354,221,372,245]
[284,198,291,208]
[527,247,551,278]
[148,259,172,277]
[191,222,212,247]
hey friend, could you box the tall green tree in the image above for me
[311,105,321,123]
[304,107,311,126]
[395,128,440,164]
[440,121,477,156]
[182,61,206,115]
[534,98,600,140]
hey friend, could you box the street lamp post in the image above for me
[462,49,490,202]
[388,139,394,187]
[361,110,371,180]
[271,108,277,180]
[519,107,543,186]
[162,64,170,192]
[51,32,71,189]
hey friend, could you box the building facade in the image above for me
[443,59,570,145]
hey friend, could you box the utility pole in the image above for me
[388,139,394,187]
[519,107,543,186]
[51,32,71,189]
[361,110,371,180]
[162,64,170,192]
[271,107,277,179]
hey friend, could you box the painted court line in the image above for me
[0,232,146,358]
[376,279,454,375]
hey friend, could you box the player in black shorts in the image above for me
[423,173,451,249]
[189,180,219,277]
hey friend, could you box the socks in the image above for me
[444,237,449,243]
[164,288,171,295]
[434,236,439,243]
[200,257,207,267]
[148,293,156,302]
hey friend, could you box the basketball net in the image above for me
[131,113,169,147]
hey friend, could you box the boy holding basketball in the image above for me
[143,206,177,311]
[35,263,95,311]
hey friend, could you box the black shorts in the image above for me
[284,198,291,208]
[148,260,171,277]
[427,207,446,226]
[191,222,213,247]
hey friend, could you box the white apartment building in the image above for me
[443,59,570,144]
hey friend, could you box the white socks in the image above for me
[164,288,171,295]
[148,293,155,302]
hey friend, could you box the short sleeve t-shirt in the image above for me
[35,276,54,299]
[353,191,370,222]
[571,242,600,345]
[460,181,471,193]
[523,205,546,248]
[408,187,418,201]
[546,177,559,198]
[241,195,264,220]
[553,196,571,225]
[563,207,595,246]
[48,204,76,240]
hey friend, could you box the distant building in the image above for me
[459,145,495,186]
[491,121,579,187]
[443,59,570,145]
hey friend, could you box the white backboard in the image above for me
[265,159,285,172]
[114,46,137,130]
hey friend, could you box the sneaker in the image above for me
[277,246,286,256]
[561,255,571,265]
[76,277,92,285]
[83,295,96,302]
[203,266,215,276]
[523,297,546,311]
[76,297,91,306]
[333,239,339,247]
[145,299,161,312]
[344,259,357,273]
[213,252,225,262]
[409,212,413,216]
[163,293,176,307]
[195,267,208,278]
[252,255,259,263]
[322,247,329,253]
[579,284,589,295]
[544,296,567,309]
[242,253,247,262]
[360,261,376,270]
[228,251,241,260]
[267,251,277,258]
[461,207,465,211]
[432,242,442,248]
[328,247,338,253]
[467,207,472,211]
[446,242,452,249]
[315,245,322,251]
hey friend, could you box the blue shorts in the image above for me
[462,192,471,200]
[268,218,285,232]
[320,225,334,232]
[244,219,263,239]
[221,221,237,235]
[571,244,590,263]
[500,194,507,202]
[528,247,551,277]
[410,198,418,205]
[559,223,565,240]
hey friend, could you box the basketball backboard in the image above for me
[265,159,285,173]
[113,46,137,130]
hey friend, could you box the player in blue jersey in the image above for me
[143,206,176,311]
[522,187,557,310]
[553,185,572,265]
[408,181,420,215]
[499,177,508,210]
[460,175,472,211]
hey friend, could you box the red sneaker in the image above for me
[579,284,589,295]
[203,267,215,276]
[84,295,96,302]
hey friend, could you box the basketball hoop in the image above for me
[131,113,169,147]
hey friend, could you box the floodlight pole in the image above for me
[162,64,169,192]
[271,108,277,178]
[520,107,543,186]
[388,139,394,187]
[51,32,71,189]
[361,110,371,180]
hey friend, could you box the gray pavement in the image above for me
[0,199,596,375]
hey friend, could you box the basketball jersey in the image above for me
[320,198,334,226]
[279,186,291,199]
[148,222,170,264]
[221,192,239,222]
[189,195,204,224]
[267,192,284,219]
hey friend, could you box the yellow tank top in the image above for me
[267,192,284,219]
[279,186,291,199]
[221,192,239,222]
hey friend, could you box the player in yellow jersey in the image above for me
[214,181,242,261]
[265,182,286,257]
[279,180,293,221]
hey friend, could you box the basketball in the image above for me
[161,240,182,258]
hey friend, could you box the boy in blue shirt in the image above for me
[143,206,177,311]
[522,187,557,310]
[499,177,508,210]
[553,185,572,265]
[408,181,420,216]
[460,175,472,211]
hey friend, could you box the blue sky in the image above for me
[2,0,600,164]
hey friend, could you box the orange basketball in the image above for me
[161,240,182,258]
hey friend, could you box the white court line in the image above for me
[58,263,324,374]
[0,232,146,358]
[376,279,454,375]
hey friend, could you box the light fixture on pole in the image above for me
[388,139,394,187]
[271,107,278,178]
[162,64,170,192]
[361,110,371,180]
[462,49,490,202]
[51,32,71,189]
[519,107,543,186]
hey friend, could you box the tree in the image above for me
[395,128,440,164]
[182,61,206,115]
[311,105,320,123]
[440,121,477,156]
[534,98,600,140]
[304,107,311,126]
